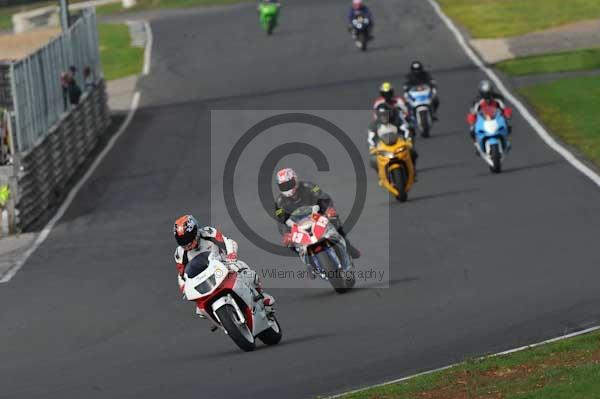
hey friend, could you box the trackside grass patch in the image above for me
[497,48,600,76]
[519,76,600,168]
[335,329,600,398]
[98,23,144,81]
[96,0,252,15]
[437,0,600,38]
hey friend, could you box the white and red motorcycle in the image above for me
[183,252,282,352]
[285,205,356,293]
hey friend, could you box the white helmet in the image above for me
[276,168,298,198]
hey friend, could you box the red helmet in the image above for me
[173,215,198,247]
[276,168,298,198]
[352,0,363,10]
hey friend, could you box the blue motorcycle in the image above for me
[474,106,511,173]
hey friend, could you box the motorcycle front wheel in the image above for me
[490,143,502,173]
[314,250,355,293]
[391,167,408,202]
[216,305,255,352]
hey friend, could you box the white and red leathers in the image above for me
[174,226,274,313]
[372,96,410,120]
[467,98,513,125]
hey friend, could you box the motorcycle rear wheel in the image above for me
[258,316,283,345]
[216,305,255,352]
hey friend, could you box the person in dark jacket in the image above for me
[403,60,439,119]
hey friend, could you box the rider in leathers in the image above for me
[173,215,275,321]
[368,103,418,172]
[274,168,361,259]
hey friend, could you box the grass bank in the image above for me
[96,0,250,15]
[437,0,600,38]
[98,23,144,81]
[337,329,600,399]
[497,48,600,76]
[519,76,600,167]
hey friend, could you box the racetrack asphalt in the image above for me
[1,0,600,398]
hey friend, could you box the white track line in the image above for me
[326,326,600,398]
[0,22,152,283]
[427,0,600,187]
[143,21,153,76]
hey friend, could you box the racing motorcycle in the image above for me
[183,252,282,352]
[258,2,280,35]
[371,125,416,202]
[472,103,511,173]
[350,14,371,51]
[285,205,356,293]
[405,84,435,137]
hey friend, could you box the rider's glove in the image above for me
[282,232,292,246]
[325,207,337,218]
[466,113,476,125]
[503,107,513,119]
[226,252,238,263]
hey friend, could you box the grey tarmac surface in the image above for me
[1,0,600,398]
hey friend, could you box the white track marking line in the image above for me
[0,22,153,283]
[426,0,600,187]
[143,21,153,75]
[326,326,600,398]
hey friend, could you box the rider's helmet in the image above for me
[173,215,199,248]
[410,60,423,74]
[375,102,393,124]
[478,80,493,100]
[277,168,299,198]
[379,82,395,102]
[352,0,363,10]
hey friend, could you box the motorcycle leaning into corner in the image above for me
[258,1,280,35]
[183,251,282,352]
[284,205,356,293]
[371,125,416,202]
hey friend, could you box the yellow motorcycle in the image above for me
[371,126,416,202]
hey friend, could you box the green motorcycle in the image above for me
[258,2,280,35]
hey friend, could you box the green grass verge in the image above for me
[0,0,90,31]
[336,329,600,398]
[437,0,600,38]
[96,0,251,15]
[497,48,600,76]
[98,23,144,81]
[519,76,600,167]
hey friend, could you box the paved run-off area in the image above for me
[0,1,599,398]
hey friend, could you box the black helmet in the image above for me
[410,60,423,73]
[375,102,393,124]
[379,81,395,102]
[173,215,199,247]
[478,80,493,99]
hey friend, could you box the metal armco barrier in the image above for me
[0,7,111,233]
[15,80,110,230]
[10,8,101,153]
